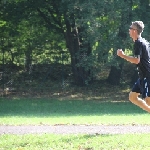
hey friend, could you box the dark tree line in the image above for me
[0,0,150,86]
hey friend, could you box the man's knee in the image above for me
[129,92,139,103]
[129,92,134,102]
[145,97,150,106]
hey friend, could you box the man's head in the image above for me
[129,21,144,41]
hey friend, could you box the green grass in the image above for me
[1,134,150,150]
[1,98,150,150]
[0,98,150,125]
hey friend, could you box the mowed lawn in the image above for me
[1,134,150,150]
[0,98,149,125]
[0,98,150,150]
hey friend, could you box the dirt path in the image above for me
[1,125,150,135]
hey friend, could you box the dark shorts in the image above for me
[132,78,150,99]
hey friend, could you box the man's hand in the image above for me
[117,49,125,58]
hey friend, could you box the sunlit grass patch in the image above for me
[1,134,150,150]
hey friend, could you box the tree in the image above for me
[2,0,149,87]
[107,0,133,85]
[34,0,125,85]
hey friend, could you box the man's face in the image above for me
[129,25,138,39]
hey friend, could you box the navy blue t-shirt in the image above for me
[134,37,150,78]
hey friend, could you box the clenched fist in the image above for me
[117,49,125,58]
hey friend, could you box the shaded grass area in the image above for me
[3,80,130,101]
[0,98,149,125]
[1,134,150,150]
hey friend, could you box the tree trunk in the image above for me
[65,20,92,86]
[107,64,123,85]
[107,0,133,85]
[24,44,32,72]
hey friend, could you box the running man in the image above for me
[117,21,150,113]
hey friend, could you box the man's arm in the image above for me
[117,49,140,64]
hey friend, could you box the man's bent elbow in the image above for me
[134,58,140,64]
[134,60,140,64]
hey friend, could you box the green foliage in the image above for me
[0,0,150,85]
[0,20,6,27]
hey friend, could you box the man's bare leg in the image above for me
[145,97,150,106]
[129,92,150,113]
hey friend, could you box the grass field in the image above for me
[0,98,149,125]
[0,98,150,150]
[1,134,150,150]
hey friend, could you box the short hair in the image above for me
[132,21,144,35]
